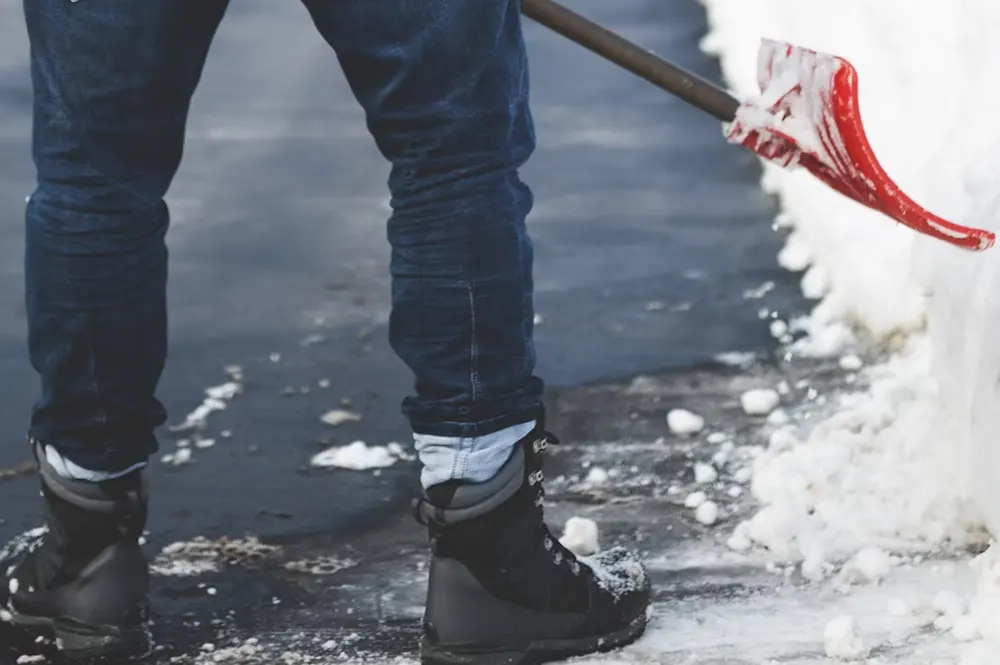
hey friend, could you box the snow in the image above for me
[954,615,981,642]
[839,353,864,371]
[320,409,361,427]
[692,0,1000,660]
[849,546,893,584]
[666,408,705,435]
[692,462,717,485]
[823,615,868,660]
[933,589,966,618]
[740,388,780,416]
[695,501,719,526]
[684,491,708,509]
[560,516,600,557]
[585,466,610,486]
[310,441,406,470]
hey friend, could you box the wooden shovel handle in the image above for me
[522,0,741,122]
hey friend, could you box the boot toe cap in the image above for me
[580,546,651,631]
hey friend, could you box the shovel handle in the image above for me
[522,0,740,122]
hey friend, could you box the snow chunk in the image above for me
[667,409,705,435]
[934,589,966,618]
[953,615,981,642]
[887,598,911,617]
[839,354,864,371]
[740,388,780,416]
[766,408,790,426]
[560,517,600,557]
[585,467,609,486]
[320,409,362,426]
[310,441,402,470]
[823,615,869,660]
[693,462,718,485]
[695,501,719,525]
[850,546,893,583]
[684,491,708,509]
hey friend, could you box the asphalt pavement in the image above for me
[0,1,810,662]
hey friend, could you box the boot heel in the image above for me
[53,615,151,662]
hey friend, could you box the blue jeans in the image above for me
[23,0,543,482]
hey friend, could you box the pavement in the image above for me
[0,1,814,662]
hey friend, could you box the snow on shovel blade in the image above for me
[725,39,995,252]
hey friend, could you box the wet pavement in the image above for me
[0,0,810,662]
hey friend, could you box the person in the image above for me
[0,1,651,663]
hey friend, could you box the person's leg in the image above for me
[301,2,650,662]
[305,0,542,489]
[1,0,228,657]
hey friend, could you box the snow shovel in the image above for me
[522,0,995,252]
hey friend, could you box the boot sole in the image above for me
[8,607,151,662]
[420,611,648,665]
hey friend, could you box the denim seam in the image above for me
[459,436,471,479]
[467,283,481,408]
[460,280,481,480]
[86,320,108,430]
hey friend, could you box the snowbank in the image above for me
[699,1,1000,554]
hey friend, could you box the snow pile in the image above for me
[310,441,408,470]
[697,1,1000,656]
[733,335,986,565]
[700,1,1000,561]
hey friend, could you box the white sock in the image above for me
[44,445,146,482]
[414,420,536,489]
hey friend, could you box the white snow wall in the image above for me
[699,0,1000,538]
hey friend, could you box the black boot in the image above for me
[414,422,651,665]
[0,441,151,660]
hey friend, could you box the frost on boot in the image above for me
[414,424,651,665]
[0,441,151,660]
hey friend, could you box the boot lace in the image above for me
[530,432,582,577]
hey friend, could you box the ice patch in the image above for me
[283,556,358,576]
[151,536,279,577]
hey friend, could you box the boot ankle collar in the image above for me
[413,429,560,532]
[32,439,147,516]
[414,445,526,531]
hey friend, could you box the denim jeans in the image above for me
[23,0,544,482]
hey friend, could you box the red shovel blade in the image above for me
[725,39,995,252]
